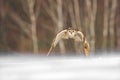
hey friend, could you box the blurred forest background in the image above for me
[0,0,120,55]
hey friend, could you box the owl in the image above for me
[47,28,90,56]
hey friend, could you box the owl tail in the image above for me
[83,41,90,56]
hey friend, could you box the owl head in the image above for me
[67,29,76,38]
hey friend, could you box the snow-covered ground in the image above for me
[0,53,120,80]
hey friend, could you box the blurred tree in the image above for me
[43,0,66,54]
[109,0,117,49]
[67,0,82,53]
[103,0,109,50]
[0,0,119,54]
[102,0,117,51]
[0,0,43,53]
[27,0,38,53]
[85,0,97,52]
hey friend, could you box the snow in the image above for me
[0,53,120,80]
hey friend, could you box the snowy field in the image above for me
[0,53,120,80]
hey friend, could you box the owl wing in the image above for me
[83,39,90,56]
[47,29,68,56]
[74,31,84,42]
[53,29,68,47]
[75,31,90,56]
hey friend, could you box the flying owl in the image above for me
[47,28,90,56]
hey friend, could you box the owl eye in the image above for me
[69,30,71,32]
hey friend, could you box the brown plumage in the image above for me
[47,28,90,56]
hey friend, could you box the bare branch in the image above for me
[9,12,31,37]
[43,1,58,25]
[20,0,29,16]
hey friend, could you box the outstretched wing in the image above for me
[52,30,68,47]
[74,31,84,42]
[74,31,90,56]
[83,39,90,56]
[47,30,68,56]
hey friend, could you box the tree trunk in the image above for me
[57,0,66,54]
[27,0,38,54]
[109,0,117,49]
[103,0,109,50]
[73,0,81,29]
[85,0,97,52]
